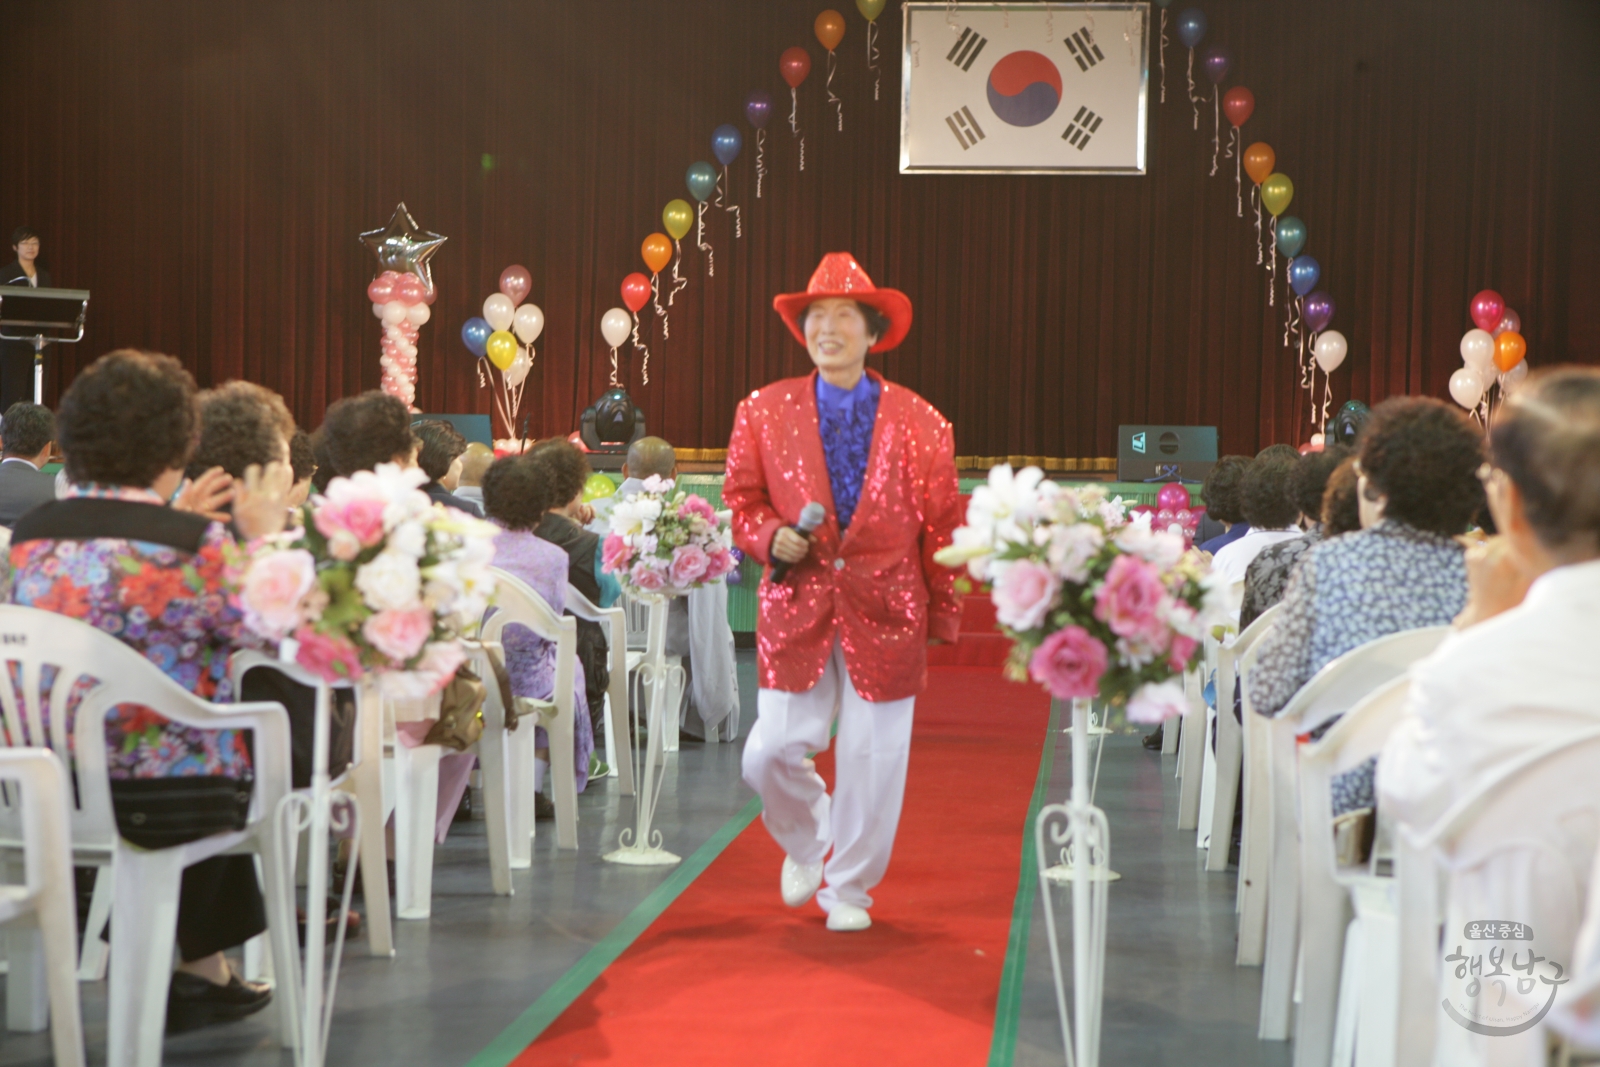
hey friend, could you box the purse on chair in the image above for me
[422,653,519,751]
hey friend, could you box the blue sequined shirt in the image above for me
[815,373,881,530]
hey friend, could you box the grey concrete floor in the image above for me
[1,658,1285,1066]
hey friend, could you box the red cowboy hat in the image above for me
[772,252,913,353]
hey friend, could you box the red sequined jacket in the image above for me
[724,370,962,702]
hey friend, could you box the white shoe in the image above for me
[781,856,824,908]
[825,903,872,932]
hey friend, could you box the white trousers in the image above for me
[741,641,916,912]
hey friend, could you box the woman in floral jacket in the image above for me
[8,350,291,1033]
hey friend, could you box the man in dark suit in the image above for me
[1,227,52,410]
[412,419,483,517]
[0,401,58,527]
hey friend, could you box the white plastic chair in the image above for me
[1176,667,1207,831]
[1296,677,1411,1067]
[1196,634,1223,849]
[1256,626,1449,1042]
[1237,614,1282,962]
[0,748,85,1067]
[0,605,300,1067]
[483,567,579,853]
[1207,604,1280,873]
[565,587,634,796]
[228,653,393,958]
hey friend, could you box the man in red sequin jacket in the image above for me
[724,253,961,933]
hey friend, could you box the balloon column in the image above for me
[359,203,446,410]
[781,46,812,171]
[815,10,846,130]
[468,266,543,439]
[1452,289,1529,422]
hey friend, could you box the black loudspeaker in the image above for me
[1116,425,1218,483]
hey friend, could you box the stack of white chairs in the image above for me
[1253,626,1449,1053]
[0,605,300,1067]
[0,747,85,1067]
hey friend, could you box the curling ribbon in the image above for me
[1187,48,1198,131]
[1268,216,1277,307]
[755,129,766,199]
[1159,10,1167,103]
[651,272,669,340]
[630,313,650,386]
[607,346,620,388]
[1322,374,1333,432]
[715,166,742,238]
[1253,186,1263,264]
[476,357,488,389]
[826,50,843,131]
[695,200,714,277]
[1210,89,1219,176]
[668,240,688,304]
[1233,129,1242,216]
[868,20,880,101]
[790,86,805,172]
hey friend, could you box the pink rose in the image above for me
[669,544,709,587]
[1167,631,1198,672]
[1094,554,1168,645]
[992,559,1060,632]
[361,607,434,663]
[293,625,365,683]
[702,546,734,580]
[314,494,387,549]
[240,549,317,640]
[326,528,362,562]
[678,495,716,522]
[631,561,666,592]
[1125,679,1189,725]
[1028,625,1108,700]
[601,533,632,575]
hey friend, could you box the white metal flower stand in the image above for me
[604,596,685,866]
[1035,697,1114,1067]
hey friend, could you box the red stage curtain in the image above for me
[0,0,1595,457]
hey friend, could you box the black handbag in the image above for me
[109,775,254,849]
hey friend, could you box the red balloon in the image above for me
[1470,289,1506,334]
[367,277,395,303]
[1223,86,1255,127]
[500,264,532,306]
[780,47,812,88]
[621,272,651,314]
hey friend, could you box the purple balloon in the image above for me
[745,90,773,130]
[1303,291,1336,334]
[1200,45,1231,85]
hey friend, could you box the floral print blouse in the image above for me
[7,485,256,780]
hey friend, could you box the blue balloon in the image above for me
[460,316,491,359]
[712,124,743,166]
[1289,256,1321,298]
[686,161,718,203]
[1175,8,1206,49]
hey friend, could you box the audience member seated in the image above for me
[1239,444,1352,628]
[287,428,316,508]
[1319,455,1362,537]
[453,441,493,510]
[8,350,291,1032]
[1249,397,1484,814]
[1211,450,1302,597]
[1377,367,1600,1064]
[0,401,58,527]
[1196,454,1252,552]
[321,389,418,477]
[526,440,614,767]
[413,419,483,517]
[482,454,594,811]
[309,426,337,493]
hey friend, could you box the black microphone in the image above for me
[769,501,827,584]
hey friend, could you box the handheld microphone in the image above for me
[769,501,826,584]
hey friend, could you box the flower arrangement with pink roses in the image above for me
[934,466,1229,723]
[601,475,736,599]
[237,462,500,698]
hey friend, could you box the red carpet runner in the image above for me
[513,666,1051,1066]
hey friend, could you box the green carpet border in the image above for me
[986,697,1061,1067]
[466,794,765,1067]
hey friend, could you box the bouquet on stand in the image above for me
[934,465,1226,1067]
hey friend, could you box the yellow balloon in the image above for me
[486,330,518,370]
[663,199,694,241]
[1261,172,1294,218]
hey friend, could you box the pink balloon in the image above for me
[1156,483,1191,511]
[1470,289,1505,334]
[499,265,533,306]
[1175,508,1195,527]
[1492,308,1521,339]
[1156,508,1176,527]
[367,277,395,303]
[394,274,425,305]
[380,270,402,283]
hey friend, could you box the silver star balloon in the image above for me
[359,202,448,295]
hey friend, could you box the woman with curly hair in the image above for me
[1248,396,1485,813]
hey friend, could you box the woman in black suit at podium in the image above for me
[1,227,53,410]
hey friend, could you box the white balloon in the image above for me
[1310,433,1325,446]
[402,343,417,358]
[513,303,545,345]
[1498,360,1529,396]
[483,293,515,332]
[504,349,532,387]
[1449,367,1486,410]
[406,302,431,328]
[1313,330,1348,373]
[382,300,408,326]
[600,307,632,349]
[372,302,386,319]
[1460,329,1496,375]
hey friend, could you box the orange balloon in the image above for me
[1243,142,1275,186]
[641,233,672,275]
[1493,330,1527,372]
[815,9,846,52]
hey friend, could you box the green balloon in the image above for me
[582,473,618,503]
[856,0,887,19]
[1275,216,1307,258]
